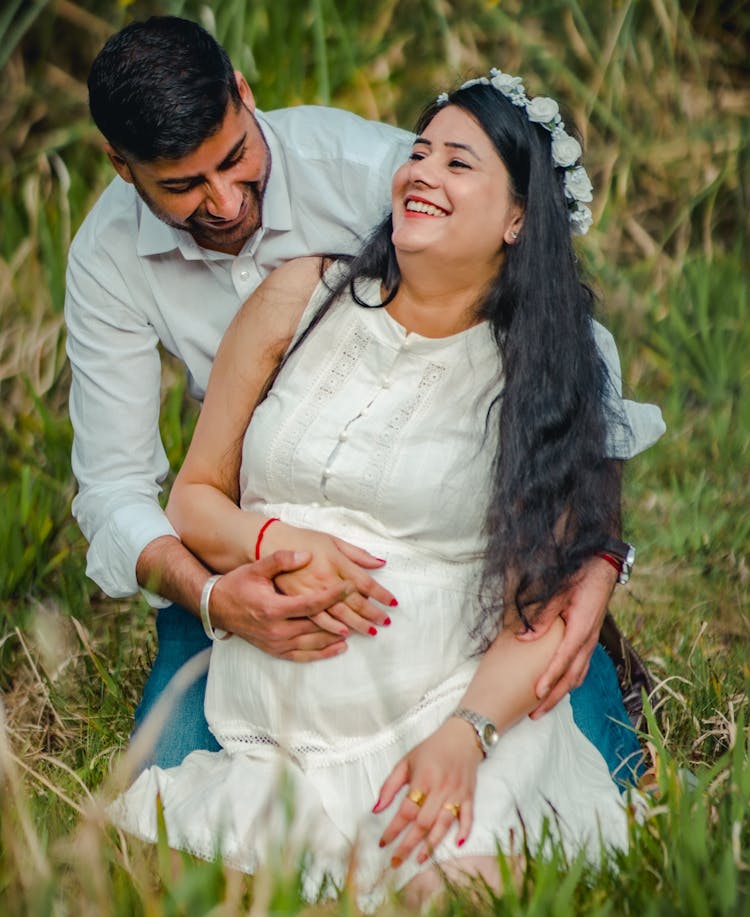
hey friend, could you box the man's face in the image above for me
[108,76,270,255]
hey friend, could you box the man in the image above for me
[66,16,656,774]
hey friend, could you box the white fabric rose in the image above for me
[526,96,560,125]
[551,131,582,167]
[489,70,524,94]
[459,77,490,90]
[565,166,593,202]
[570,204,593,235]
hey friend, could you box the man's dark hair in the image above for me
[88,16,242,161]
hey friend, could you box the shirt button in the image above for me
[239,269,250,281]
[338,431,348,442]
[403,337,412,350]
[323,468,331,477]
[360,407,369,417]
[381,378,391,389]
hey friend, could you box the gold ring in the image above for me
[407,788,426,807]
[443,802,461,818]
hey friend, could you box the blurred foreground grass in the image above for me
[1,0,749,913]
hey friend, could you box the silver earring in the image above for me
[510,230,519,239]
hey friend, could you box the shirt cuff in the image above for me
[85,503,180,605]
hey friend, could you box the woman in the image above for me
[111,70,664,904]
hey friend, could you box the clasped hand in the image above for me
[262,521,397,638]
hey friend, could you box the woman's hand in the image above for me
[261,521,398,637]
[373,718,483,867]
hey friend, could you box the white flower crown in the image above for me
[436,68,593,235]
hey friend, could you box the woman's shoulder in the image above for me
[229,257,327,348]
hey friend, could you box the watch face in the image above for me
[482,723,500,748]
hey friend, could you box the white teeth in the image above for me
[406,200,446,216]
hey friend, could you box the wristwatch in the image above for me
[596,538,636,585]
[452,707,500,758]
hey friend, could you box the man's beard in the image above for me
[133,177,266,253]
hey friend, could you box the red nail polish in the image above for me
[391,856,402,868]
[375,556,386,563]
[368,626,378,636]
[457,837,465,847]
[378,839,386,848]
[389,598,398,607]
[383,616,391,626]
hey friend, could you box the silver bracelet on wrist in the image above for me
[199,574,224,641]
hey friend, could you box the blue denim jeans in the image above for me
[133,604,220,769]
[570,643,645,786]
[134,604,643,784]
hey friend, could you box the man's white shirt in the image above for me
[65,106,413,600]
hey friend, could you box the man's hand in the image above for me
[208,551,357,662]
[136,537,355,663]
[516,555,618,717]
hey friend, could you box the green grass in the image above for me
[1,0,749,913]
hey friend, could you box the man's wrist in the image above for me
[595,537,636,585]
[136,535,216,617]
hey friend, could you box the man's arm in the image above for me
[136,536,350,661]
[65,228,177,598]
[65,220,354,659]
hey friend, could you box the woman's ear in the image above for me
[504,211,524,245]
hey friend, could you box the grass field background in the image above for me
[1,0,748,913]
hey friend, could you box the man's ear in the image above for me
[104,143,134,184]
[234,71,256,112]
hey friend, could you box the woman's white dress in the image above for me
[111,269,664,904]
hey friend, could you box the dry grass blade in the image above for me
[0,699,51,880]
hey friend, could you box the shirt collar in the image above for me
[135,109,292,259]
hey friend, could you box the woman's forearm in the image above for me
[166,482,265,572]
[457,617,565,736]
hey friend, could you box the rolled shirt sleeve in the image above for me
[593,321,666,458]
[66,226,178,603]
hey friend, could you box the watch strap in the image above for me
[596,538,636,585]
[452,707,499,757]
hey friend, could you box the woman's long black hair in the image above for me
[280,82,622,643]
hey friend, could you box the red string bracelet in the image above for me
[255,517,280,560]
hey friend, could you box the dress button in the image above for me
[381,378,391,389]
[239,269,250,281]
[360,407,369,417]
[339,431,348,442]
[323,468,331,477]
[310,501,320,508]
[403,337,412,350]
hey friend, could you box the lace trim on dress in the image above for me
[359,362,447,507]
[215,668,473,769]
[265,315,370,502]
